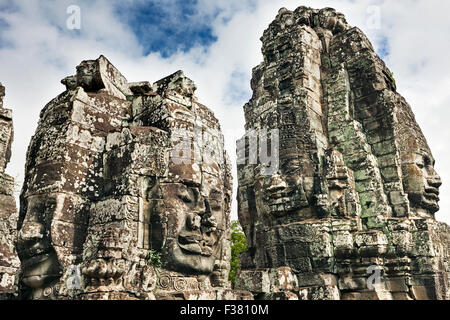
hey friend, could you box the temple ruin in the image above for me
[0,5,449,301]
[236,6,450,300]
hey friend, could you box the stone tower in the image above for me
[236,6,450,300]
[0,83,20,299]
[16,56,251,300]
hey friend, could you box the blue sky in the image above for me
[0,0,449,223]
[114,0,218,57]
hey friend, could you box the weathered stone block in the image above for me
[296,273,337,287]
[235,270,271,293]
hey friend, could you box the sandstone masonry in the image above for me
[15,56,251,300]
[236,6,450,300]
[0,5,449,301]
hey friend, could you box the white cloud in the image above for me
[1,0,449,224]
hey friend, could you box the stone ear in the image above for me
[145,176,158,200]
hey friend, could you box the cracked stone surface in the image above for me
[236,6,450,300]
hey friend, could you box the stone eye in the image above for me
[415,157,425,169]
[210,200,222,211]
[289,160,300,167]
[209,192,223,211]
[180,194,192,203]
[284,159,300,172]
[177,187,194,204]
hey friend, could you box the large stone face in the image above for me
[0,83,20,299]
[236,6,450,300]
[16,56,251,300]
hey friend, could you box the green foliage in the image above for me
[229,220,247,285]
[389,72,397,90]
[146,249,163,269]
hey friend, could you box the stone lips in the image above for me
[236,6,450,300]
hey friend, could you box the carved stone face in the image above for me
[149,163,226,275]
[75,61,99,91]
[253,155,309,218]
[402,151,442,215]
[16,196,61,291]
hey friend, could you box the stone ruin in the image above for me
[0,5,449,301]
[14,56,251,300]
[235,6,450,300]
[0,83,20,299]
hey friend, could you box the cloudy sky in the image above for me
[0,0,449,224]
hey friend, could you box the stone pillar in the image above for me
[0,83,20,299]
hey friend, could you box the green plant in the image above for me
[147,249,163,269]
[389,72,397,89]
[229,220,247,285]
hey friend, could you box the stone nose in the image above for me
[18,221,45,244]
[186,198,216,232]
[428,176,442,189]
[194,193,207,215]
[186,213,202,231]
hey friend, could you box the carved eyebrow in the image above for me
[209,189,223,197]
[181,180,201,188]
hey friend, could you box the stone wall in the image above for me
[0,83,20,299]
[236,6,450,300]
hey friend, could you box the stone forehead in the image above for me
[395,110,432,158]
[264,5,350,38]
[167,162,203,184]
